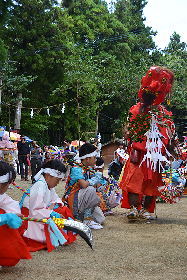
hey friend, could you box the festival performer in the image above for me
[20,159,77,252]
[62,143,105,229]
[0,162,32,267]
[120,65,175,220]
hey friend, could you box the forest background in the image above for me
[0,0,187,146]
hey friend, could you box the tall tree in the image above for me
[97,0,156,141]
[160,32,187,140]
[62,0,156,142]
[1,0,74,143]
[0,61,36,131]
[0,0,13,61]
[0,0,13,24]
[61,0,111,44]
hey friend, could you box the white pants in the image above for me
[92,206,105,224]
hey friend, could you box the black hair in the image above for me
[79,143,97,158]
[65,139,71,144]
[0,162,16,183]
[96,157,104,167]
[45,152,50,158]
[36,159,66,175]
[141,92,156,113]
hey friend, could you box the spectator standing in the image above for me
[30,141,42,183]
[17,135,30,181]
[64,139,77,153]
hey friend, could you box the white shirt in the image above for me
[23,175,63,243]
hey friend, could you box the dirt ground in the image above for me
[1,168,187,280]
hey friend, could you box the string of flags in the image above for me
[8,98,76,119]
[46,103,65,118]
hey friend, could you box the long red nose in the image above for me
[149,81,159,91]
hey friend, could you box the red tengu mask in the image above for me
[138,66,173,105]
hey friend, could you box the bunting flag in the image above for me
[61,103,65,113]
[30,108,34,118]
[47,106,50,116]
[5,97,78,118]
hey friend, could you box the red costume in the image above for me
[119,66,175,215]
[0,209,32,267]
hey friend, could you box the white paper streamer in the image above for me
[61,103,65,114]
[47,106,50,116]
[30,108,34,118]
[139,113,172,173]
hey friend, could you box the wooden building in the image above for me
[101,139,127,165]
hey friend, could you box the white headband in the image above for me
[0,172,11,183]
[34,168,65,181]
[95,163,104,169]
[79,151,97,159]
[79,150,97,160]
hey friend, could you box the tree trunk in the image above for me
[14,92,22,131]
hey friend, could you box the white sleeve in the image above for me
[0,193,21,214]
[50,189,64,206]
[29,182,52,219]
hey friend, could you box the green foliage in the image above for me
[1,0,187,145]
[155,32,187,140]
[122,108,173,143]
[1,0,74,143]
[0,61,36,96]
[0,0,13,24]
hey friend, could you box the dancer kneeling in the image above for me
[20,159,76,252]
[62,143,105,229]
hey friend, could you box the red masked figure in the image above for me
[120,66,175,220]
[138,66,173,105]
